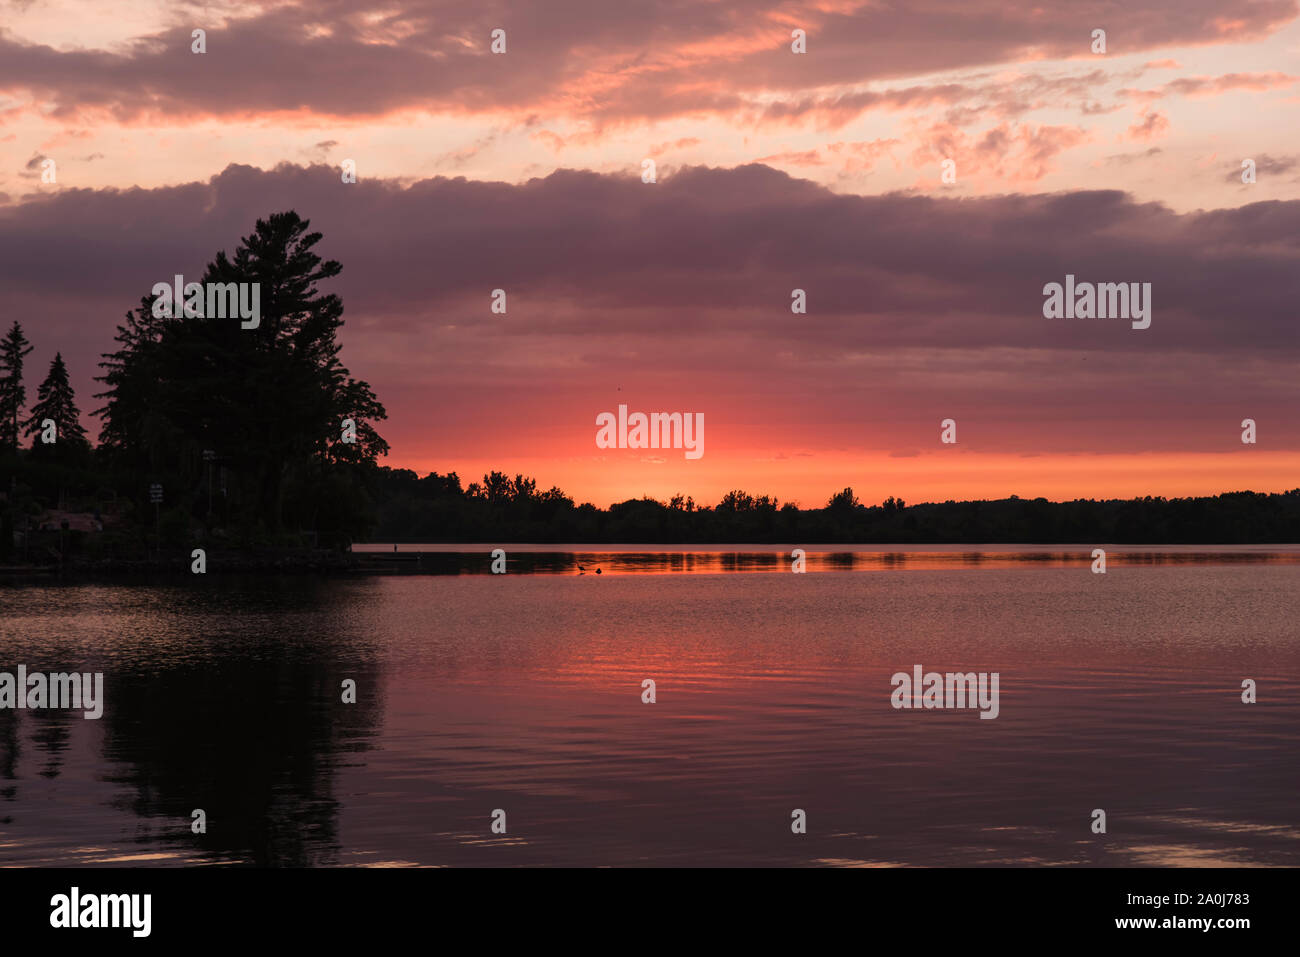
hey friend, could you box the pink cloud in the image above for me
[1126,108,1170,141]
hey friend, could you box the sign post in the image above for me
[149,483,163,558]
[202,451,215,519]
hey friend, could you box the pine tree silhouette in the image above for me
[0,321,34,452]
[24,352,88,449]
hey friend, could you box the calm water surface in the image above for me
[1,548,1297,867]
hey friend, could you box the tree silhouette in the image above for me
[0,321,34,453]
[95,211,388,537]
[828,487,860,512]
[365,473,1300,545]
[24,352,87,451]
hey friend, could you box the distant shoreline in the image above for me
[7,542,1298,583]
[352,542,1300,552]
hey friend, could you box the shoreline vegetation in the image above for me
[361,477,1300,546]
[3,483,1300,582]
[3,211,1298,581]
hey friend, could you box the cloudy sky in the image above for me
[2,0,1298,506]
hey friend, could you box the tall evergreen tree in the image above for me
[94,296,175,474]
[95,210,388,532]
[0,321,34,453]
[24,352,88,449]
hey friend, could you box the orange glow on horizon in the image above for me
[384,449,1300,509]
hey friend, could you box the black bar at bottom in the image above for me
[0,866,1281,944]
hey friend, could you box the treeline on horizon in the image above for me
[368,469,1300,545]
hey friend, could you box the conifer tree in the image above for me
[25,352,88,449]
[0,321,34,453]
[95,211,388,531]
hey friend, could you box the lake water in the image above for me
[2,548,1297,867]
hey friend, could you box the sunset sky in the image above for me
[2,0,1298,507]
